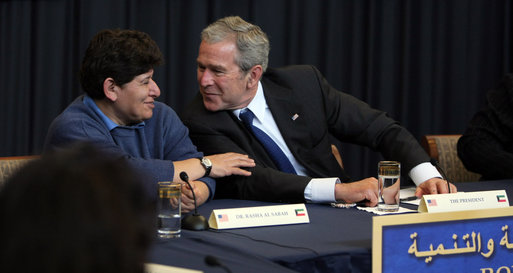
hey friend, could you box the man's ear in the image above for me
[246,65,263,89]
[103,78,119,102]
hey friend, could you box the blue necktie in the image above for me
[239,109,296,174]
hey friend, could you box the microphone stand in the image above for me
[180,171,209,231]
[430,158,451,193]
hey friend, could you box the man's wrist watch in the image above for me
[200,157,212,177]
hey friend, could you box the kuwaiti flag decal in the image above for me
[295,208,306,216]
[497,195,507,203]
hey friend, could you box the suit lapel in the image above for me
[260,76,341,179]
[261,79,311,156]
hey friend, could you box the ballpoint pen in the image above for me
[400,196,418,201]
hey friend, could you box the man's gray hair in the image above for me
[201,16,270,73]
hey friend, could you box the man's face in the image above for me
[196,40,254,112]
[113,70,160,125]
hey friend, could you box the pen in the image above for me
[400,196,418,201]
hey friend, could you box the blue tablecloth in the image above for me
[149,179,513,272]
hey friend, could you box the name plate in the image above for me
[373,207,513,273]
[418,190,509,213]
[208,203,309,229]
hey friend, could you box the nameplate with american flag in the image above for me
[208,203,309,229]
[418,190,509,213]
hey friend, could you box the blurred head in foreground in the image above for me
[0,142,155,273]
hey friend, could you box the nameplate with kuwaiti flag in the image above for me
[208,203,309,229]
[418,190,509,213]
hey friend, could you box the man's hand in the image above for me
[415,177,458,198]
[207,152,255,178]
[335,177,379,207]
[181,181,210,213]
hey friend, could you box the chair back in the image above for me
[0,156,39,187]
[331,144,344,169]
[420,135,481,182]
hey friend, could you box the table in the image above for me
[149,180,513,273]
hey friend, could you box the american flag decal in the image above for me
[218,214,229,222]
[427,199,437,206]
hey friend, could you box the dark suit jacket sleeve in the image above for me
[182,98,310,203]
[457,74,513,180]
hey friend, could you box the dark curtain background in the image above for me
[1,0,512,180]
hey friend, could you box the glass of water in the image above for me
[157,181,182,238]
[378,161,400,212]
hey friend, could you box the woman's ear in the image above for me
[103,78,119,102]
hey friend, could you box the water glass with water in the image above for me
[157,181,182,238]
[378,161,400,212]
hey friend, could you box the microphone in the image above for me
[205,255,233,273]
[430,158,451,193]
[179,171,209,231]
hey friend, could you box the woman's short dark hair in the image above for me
[0,143,156,273]
[80,29,164,99]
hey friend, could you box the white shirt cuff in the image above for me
[304,177,340,203]
[408,162,442,186]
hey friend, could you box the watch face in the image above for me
[202,157,212,167]
[201,157,212,177]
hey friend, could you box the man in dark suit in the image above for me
[458,74,513,180]
[181,16,456,205]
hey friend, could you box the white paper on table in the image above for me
[356,206,417,215]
